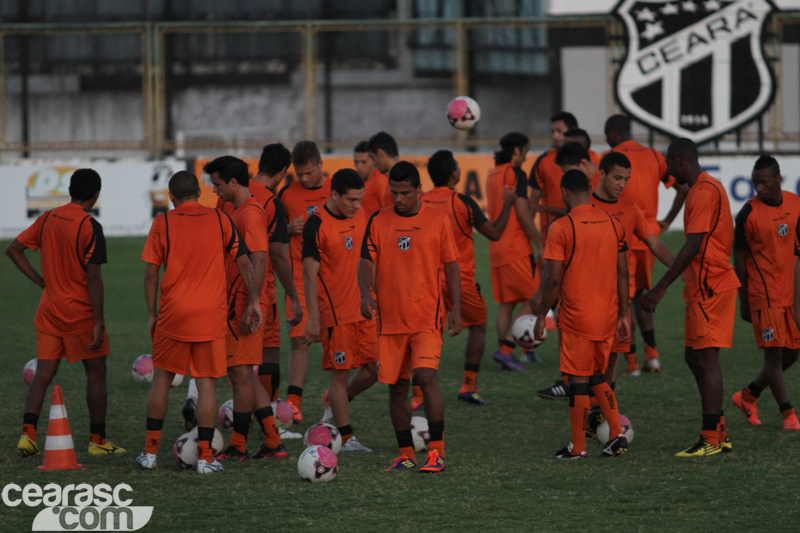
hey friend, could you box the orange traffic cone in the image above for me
[38,385,83,471]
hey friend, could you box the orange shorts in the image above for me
[685,289,737,350]
[443,280,487,328]
[321,320,378,371]
[559,329,614,377]
[36,329,109,363]
[226,304,266,367]
[152,330,227,378]
[491,254,537,304]
[751,306,800,350]
[287,289,309,339]
[378,330,442,385]
[263,303,280,349]
[631,248,655,292]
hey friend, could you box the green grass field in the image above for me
[1,232,799,531]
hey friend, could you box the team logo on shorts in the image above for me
[307,205,319,217]
[398,236,411,250]
[345,236,353,250]
[778,223,788,237]
[334,351,346,364]
[614,0,775,144]
[762,328,774,342]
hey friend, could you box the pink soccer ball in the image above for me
[297,445,338,483]
[275,399,294,427]
[447,96,481,130]
[22,359,37,385]
[303,423,342,454]
[132,355,154,383]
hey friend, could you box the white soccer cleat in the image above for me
[643,359,661,373]
[341,435,371,452]
[136,452,157,470]
[279,428,303,439]
[197,458,225,474]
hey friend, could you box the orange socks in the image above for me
[412,385,424,405]
[742,386,760,404]
[500,342,514,355]
[626,353,639,372]
[461,369,478,392]
[428,420,445,457]
[781,407,796,420]
[22,423,37,442]
[717,413,727,444]
[428,440,445,458]
[400,446,416,462]
[702,414,721,447]
[230,431,248,453]
[287,393,303,410]
[569,384,590,456]
[144,430,161,455]
[590,382,622,437]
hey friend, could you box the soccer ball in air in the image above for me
[217,399,234,431]
[597,415,634,445]
[512,315,546,348]
[297,445,338,483]
[274,399,294,427]
[132,355,154,383]
[446,96,481,130]
[173,427,225,469]
[304,423,342,454]
[410,416,430,453]
[22,358,37,385]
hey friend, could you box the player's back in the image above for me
[279,179,332,276]
[227,198,270,315]
[612,140,669,222]
[362,169,391,217]
[487,163,532,266]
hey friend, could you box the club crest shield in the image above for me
[398,236,411,250]
[345,236,354,249]
[615,0,776,144]
[778,223,788,237]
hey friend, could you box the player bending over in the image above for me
[355,140,392,216]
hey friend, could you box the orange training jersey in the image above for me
[487,163,531,267]
[227,197,270,318]
[142,202,247,342]
[302,205,367,328]
[17,203,107,336]
[735,191,800,310]
[683,172,741,303]
[530,148,600,231]
[279,179,332,286]
[544,204,627,340]
[421,186,488,284]
[361,168,392,217]
[362,205,459,334]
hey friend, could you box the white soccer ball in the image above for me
[274,399,294,428]
[512,314,545,348]
[447,96,481,130]
[217,399,234,431]
[132,355,154,383]
[297,445,338,483]
[410,416,430,453]
[171,373,185,388]
[597,415,634,445]
[173,427,225,469]
[304,423,342,455]
[22,358,37,385]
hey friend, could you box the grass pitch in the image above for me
[1,232,799,531]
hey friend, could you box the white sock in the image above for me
[187,378,198,401]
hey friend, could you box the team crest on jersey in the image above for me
[334,351,346,364]
[307,205,319,217]
[762,328,774,342]
[398,236,411,250]
[614,0,775,144]
[345,236,353,250]
[778,223,788,237]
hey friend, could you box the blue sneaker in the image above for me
[492,349,524,371]
[419,450,445,473]
[384,455,417,471]
[457,389,485,405]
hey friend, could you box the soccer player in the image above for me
[422,150,517,404]
[137,171,262,473]
[279,140,332,424]
[731,155,800,430]
[205,156,288,460]
[355,140,392,216]
[367,131,401,177]
[302,169,378,452]
[487,132,543,371]
[532,169,630,459]
[6,169,125,457]
[605,114,688,374]
[359,161,462,472]
[642,138,740,457]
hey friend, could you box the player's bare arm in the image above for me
[659,183,689,230]
[144,263,160,339]
[302,257,321,343]
[478,187,521,241]
[528,188,542,215]
[444,260,462,337]
[515,197,544,259]
[642,235,675,267]
[734,247,751,323]
[357,257,377,320]
[616,249,631,343]
[86,263,106,350]
[642,232,706,312]
[531,204,568,218]
[248,250,267,299]
[533,258,562,341]
[288,215,305,235]
[5,239,45,288]
[270,242,303,326]
[794,259,800,330]
[235,254,263,334]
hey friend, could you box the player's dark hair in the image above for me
[68,169,102,201]
[494,132,529,165]
[560,169,589,192]
[367,131,399,158]
[291,140,322,167]
[604,114,631,136]
[599,152,631,174]
[169,171,201,200]
[354,140,370,153]
[389,161,421,188]
[667,138,698,162]
[555,141,591,167]
[551,111,578,129]
[753,154,780,176]
[564,128,591,151]
[427,150,457,187]
[331,168,365,195]
[258,143,291,176]
[203,155,250,186]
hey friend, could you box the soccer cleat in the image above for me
[88,439,127,456]
[136,452,157,469]
[289,402,303,426]
[385,454,417,471]
[181,397,197,431]
[536,380,570,400]
[623,368,641,377]
[419,449,446,473]
[457,389,485,405]
[521,350,543,363]
[411,398,425,411]
[720,438,732,453]
[552,446,587,459]
[320,390,335,425]
[675,436,722,457]
[341,435,372,452]
[783,414,800,430]
[279,428,303,439]
[600,435,629,458]
[17,435,40,457]
[642,358,661,373]
[585,405,605,440]
[197,458,225,474]
[215,445,249,461]
[250,442,289,459]
[492,349,524,371]
[731,391,761,425]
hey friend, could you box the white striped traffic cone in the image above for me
[37,385,83,471]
